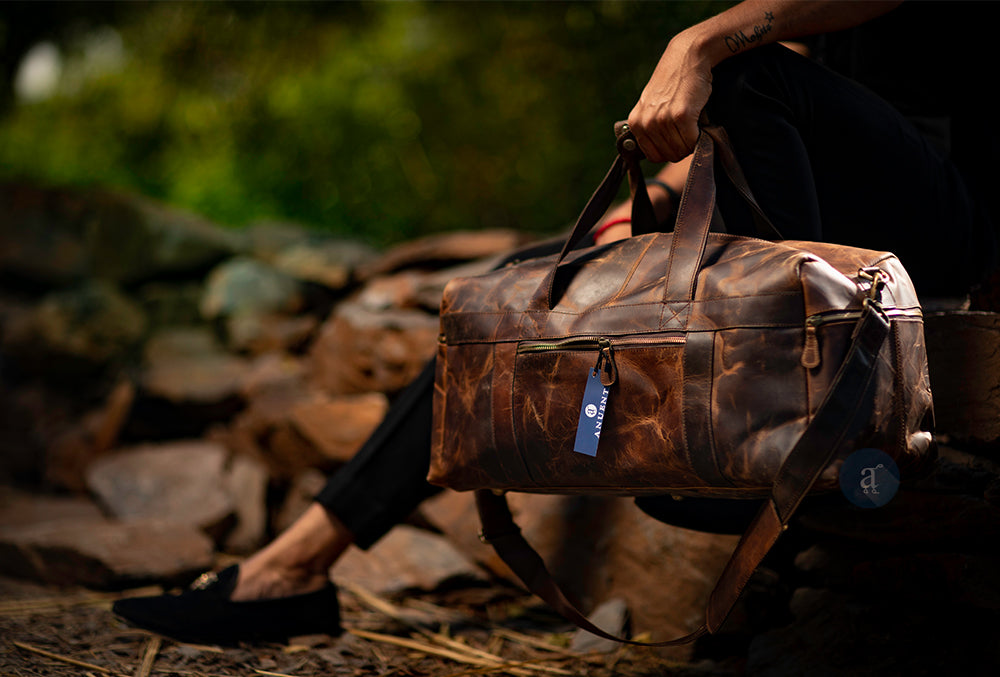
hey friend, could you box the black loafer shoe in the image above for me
[112,565,342,646]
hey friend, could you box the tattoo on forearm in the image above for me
[724,11,775,53]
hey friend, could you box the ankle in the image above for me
[230,504,352,601]
[232,560,329,601]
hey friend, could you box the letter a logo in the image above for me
[840,449,899,508]
[860,464,883,494]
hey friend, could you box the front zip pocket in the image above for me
[517,334,686,386]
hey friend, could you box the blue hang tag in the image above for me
[574,368,610,457]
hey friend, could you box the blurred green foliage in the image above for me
[0,1,724,246]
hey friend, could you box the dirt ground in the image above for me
[0,575,737,677]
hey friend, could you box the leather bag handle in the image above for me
[664,125,782,302]
[535,123,779,311]
[533,124,656,310]
[477,302,891,646]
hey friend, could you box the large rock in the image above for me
[421,490,740,656]
[86,191,240,285]
[221,452,271,553]
[0,181,239,287]
[353,271,430,313]
[270,240,379,291]
[135,281,205,329]
[354,257,502,314]
[221,386,386,480]
[334,525,486,595]
[273,468,329,535]
[136,327,250,436]
[225,312,318,355]
[308,301,438,396]
[239,351,310,400]
[240,220,316,261]
[408,258,508,311]
[0,487,213,588]
[85,440,238,543]
[240,221,377,283]
[289,392,388,464]
[219,360,333,479]
[1,281,147,375]
[0,487,104,527]
[0,517,214,589]
[0,378,80,486]
[360,229,530,278]
[200,257,304,320]
[45,379,135,492]
[0,182,90,286]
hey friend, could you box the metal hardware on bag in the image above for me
[801,323,821,369]
[861,296,889,322]
[518,336,605,353]
[617,122,640,154]
[593,337,618,387]
[517,334,684,355]
[517,333,684,387]
[858,267,888,312]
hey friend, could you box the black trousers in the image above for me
[315,44,995,546]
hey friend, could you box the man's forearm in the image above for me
[628,0,903,162]
[685,0,903,69]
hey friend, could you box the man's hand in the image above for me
[627,31,713,163]
[626,0,903,164]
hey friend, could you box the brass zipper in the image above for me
[517,334,686,355]
[517,334,685,386]
[801,306,922,368]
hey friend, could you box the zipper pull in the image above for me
[801,321,821,369]
[593,338,618,387]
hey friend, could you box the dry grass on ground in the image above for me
[0,576,736,677]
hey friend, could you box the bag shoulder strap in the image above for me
[476,303,891,646]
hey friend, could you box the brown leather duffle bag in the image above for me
[428,124,935,645]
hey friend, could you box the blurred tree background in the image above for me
[0,1,724,247]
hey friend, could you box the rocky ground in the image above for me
[2,180,1000,675]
